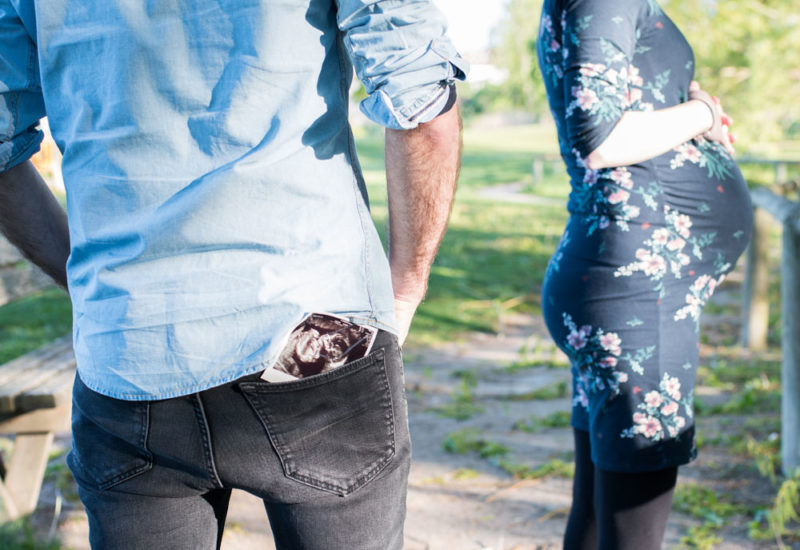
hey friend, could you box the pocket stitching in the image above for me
[70,388,154,491]
[241,349,387,393]
[240,349,397,496]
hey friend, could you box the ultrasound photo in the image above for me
[261,313,378,382]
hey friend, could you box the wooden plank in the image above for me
[0,336,72,388]
[741,208,772,350]
[750,187,800,229]
[16,364,76,412]
[0,476,20,521]
[0,266,53,307]
[4,432,53,519]
[0,403,71,434]
[782,222,800,476]
[0,344,75,415]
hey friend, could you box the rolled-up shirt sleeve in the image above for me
[0,0,45,172]
[336,0,468,130]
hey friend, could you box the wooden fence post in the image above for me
[782,217,800,476]
[741,208,771,349]
[532,157,544,186]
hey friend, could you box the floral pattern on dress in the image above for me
[613,205,716,297]
[563,313,629,407]
[674,273,726,324]
[546,230,571,278]
[669,138,736,180]
[621,373,693,441]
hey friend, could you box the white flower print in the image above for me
[615,205,716,298]
[669,138,736,180]
[674,273,726,325]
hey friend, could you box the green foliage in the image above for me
[513,410,572,433]
[0,520,60,550]
[489,0,547,114]
[441,428,510,459]
[356,127,567,347]
[0,288,72,363]
[663,0,800,153]
[673,483,747,549]
[673,484,745,520]
[497,457,574,480]
[429,378,486,421]
[503,380,568,401]
[493,0,800,151]
[452,468,481,481]
[749,473,800,548]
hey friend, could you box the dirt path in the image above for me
[29,307,771,549]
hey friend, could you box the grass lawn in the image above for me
[355,123,568,346]
[2,123,800,547]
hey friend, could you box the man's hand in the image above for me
[385,103,462,346]
[0,161,70,289]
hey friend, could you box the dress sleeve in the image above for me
[561,0,643,159]
[335,0,468,130]
[0,0,45,172]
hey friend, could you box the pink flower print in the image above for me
[627,65,644,87]
[652,228,670,245]
[633,412,647,425]
[641,252,667,277]
[661,375,681,400]
[684,144,701,163]
[667,425,678,437]
[644,390,663,408]
[629,86,643,104]
[623,205,640,219]
[584,169,598,186]
[608,189,630,204]
[692,275,712,292]
[600,332,622,355]
[617,372,629,383]
[579,63,603,77]
[673,214,692,238]
[600,356,618,368]
[609,167,628,182]
[666,238,686,251]
[661,401,679,416]
[574,88,599,111]
[635,415,663,438]
[674,416,686,429]
[567,329,587,350]
[605,68,618,83]
[678,253,690,266]
[670,156,685,170]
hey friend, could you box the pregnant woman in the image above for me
[536,0,752,548]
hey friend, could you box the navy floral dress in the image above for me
[537,0,752,472]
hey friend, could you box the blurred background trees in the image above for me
[462,0,800,156]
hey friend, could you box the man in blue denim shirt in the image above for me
[0,0,466,547]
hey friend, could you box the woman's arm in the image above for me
[586,82,734,170]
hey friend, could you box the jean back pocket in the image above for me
[239,348,396,496]
[67,374,153,491]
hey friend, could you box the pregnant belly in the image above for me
[656,141,752,258]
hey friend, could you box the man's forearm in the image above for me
[0,161,70,289]
[385,104,461,311]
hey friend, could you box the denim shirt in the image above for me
[0,0,467,399]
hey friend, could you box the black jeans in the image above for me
[67,331,411,550]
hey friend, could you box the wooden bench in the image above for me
[0,236,75,521]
